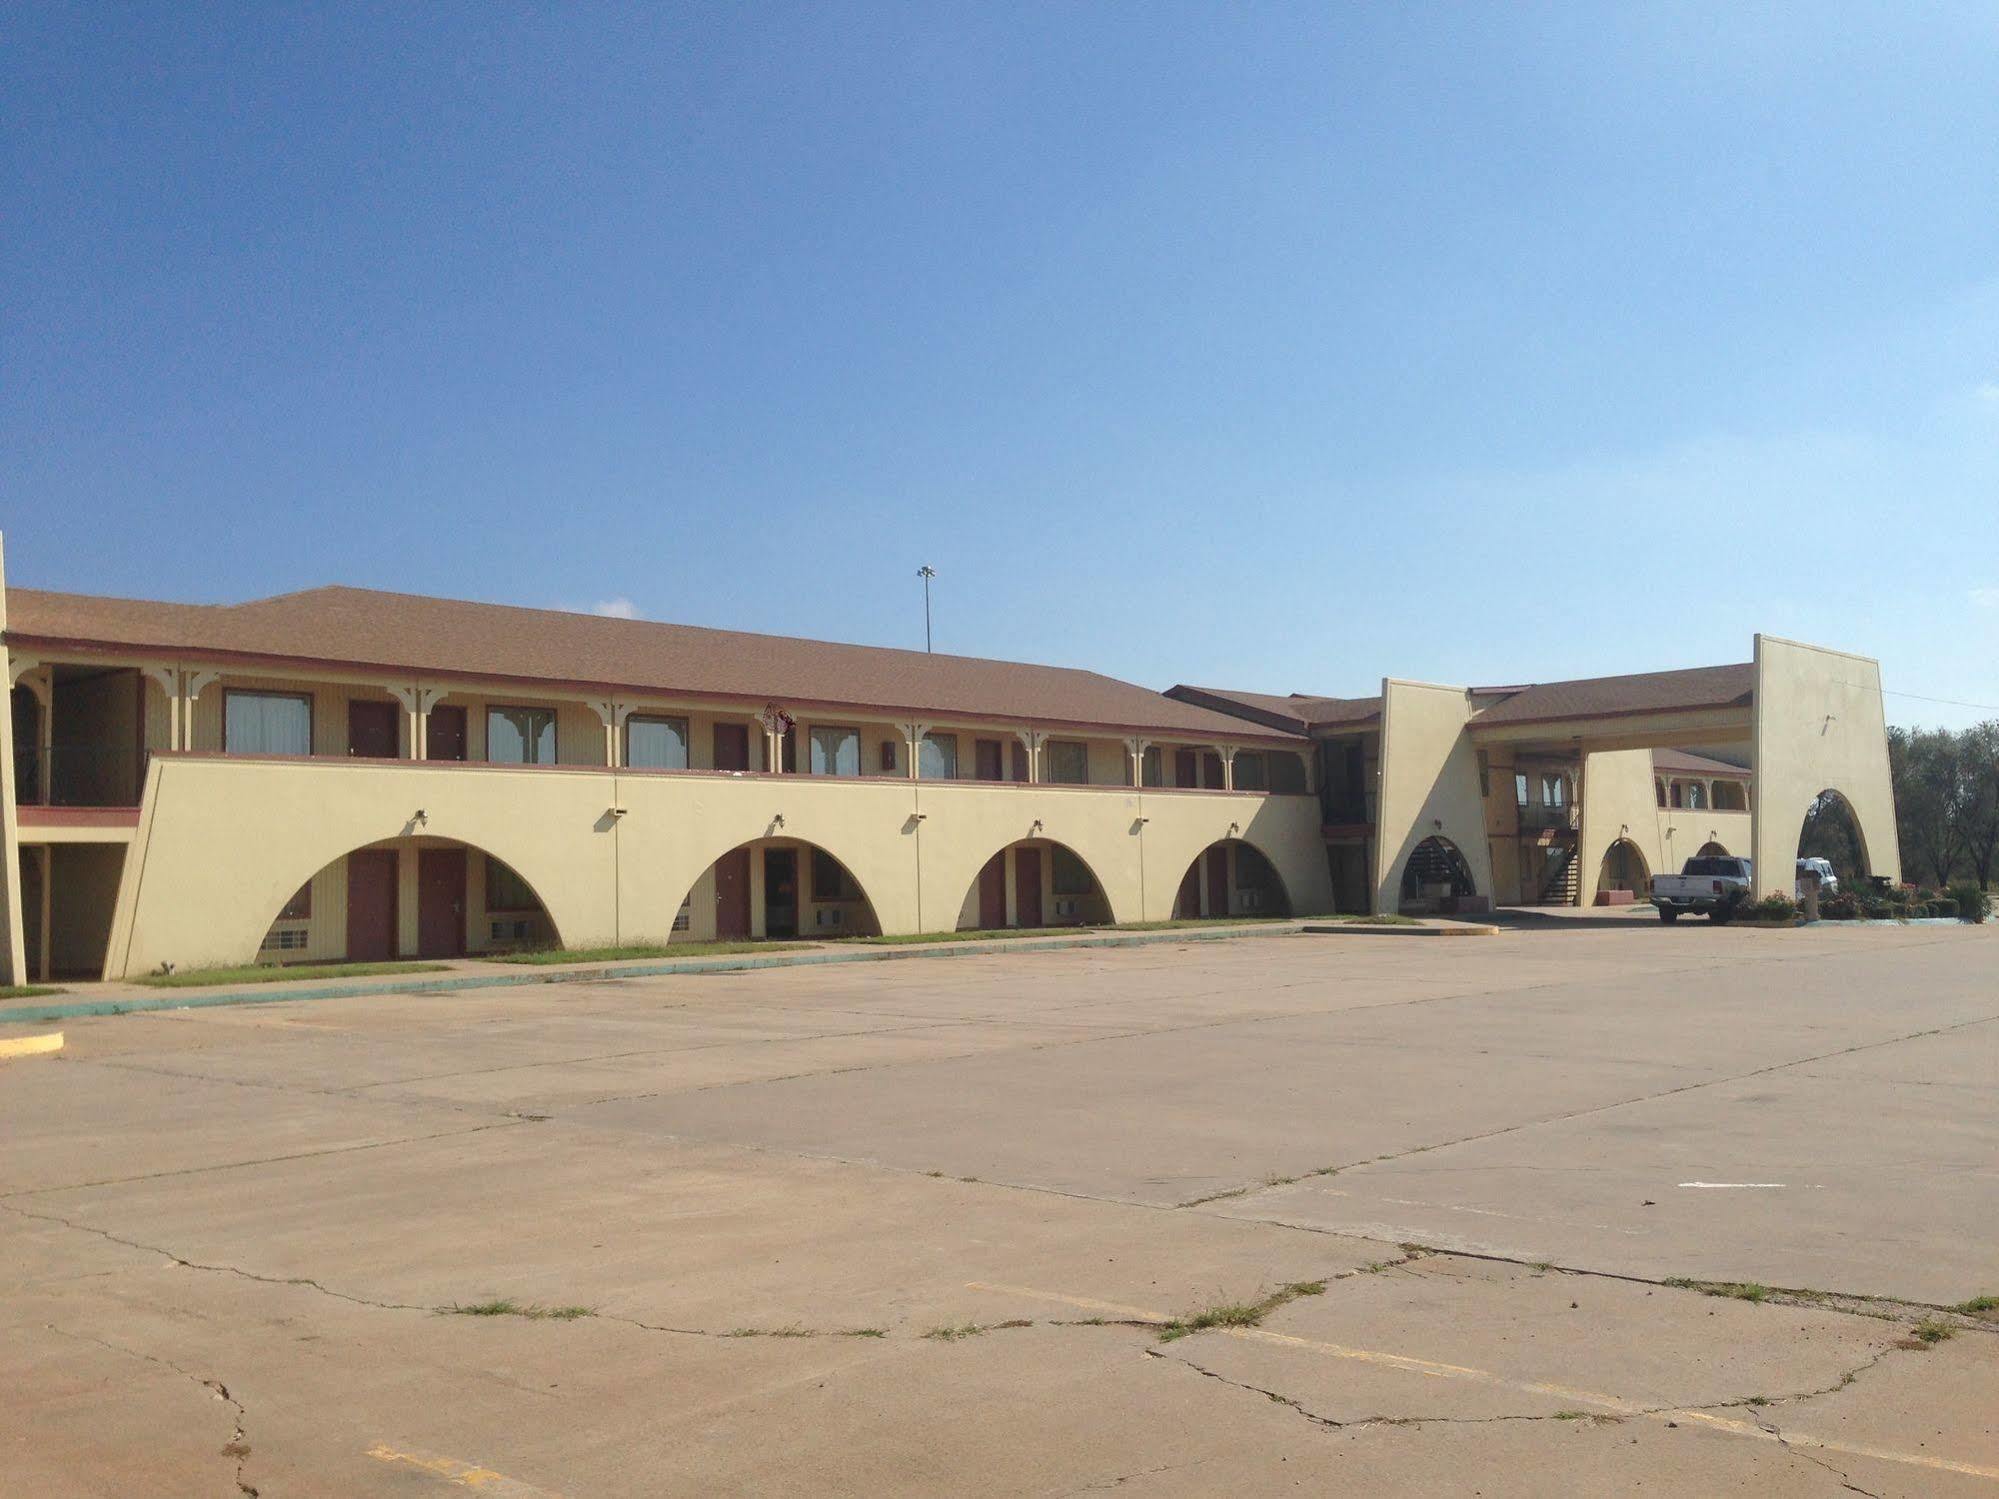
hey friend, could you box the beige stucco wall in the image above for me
[0,537,24,984]
[1373,679,1493,913]
[101,754,1333,976]
[1750,635,1901,891]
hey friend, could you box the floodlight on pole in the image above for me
[917,565,936,653]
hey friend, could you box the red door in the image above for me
[978,853,1007,928]
[348,700,399,758]
[345,850,398,961]
[715,847,751,939]
[713,723,749,772]
[974,739,1003,782]
[1177,862,1200,918]
[1014,847,1043,928]
[1205,845,1230,918]
[1175,749,1198,788]
[427,705,467,761]
[417,848,466,958]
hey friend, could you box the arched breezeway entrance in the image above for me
[1399,835,1477,915]
[256,836,563,965]
[1695,840,1731,858]
[1172,838,1292,920]
[1799,789,1870,887]
[1594,838,1650,905]
[959,839,1110,931]
[676,838,881,942]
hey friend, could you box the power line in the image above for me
[1880,687,1999,713]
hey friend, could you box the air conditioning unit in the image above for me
[1240,889,1264,911]
[816,907,845,928]
[1053,898,1079,918]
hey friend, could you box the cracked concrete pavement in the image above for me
[3,919,1997,1495]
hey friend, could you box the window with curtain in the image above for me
[486,857,539,912]
[1141,746,1162,787]
[1232,753,1267,791]
[1044,740,1089,784]
[809,726,860,776]
[626,715,689,770]
[811,848,858,901]
[919,732,958,779]
[225,691,312,755]
[1686,781,1707,810]
[1541,773,1566,808]
[1051,846,1094,895]
[488,706,556,764]
[1515,773,1529,807]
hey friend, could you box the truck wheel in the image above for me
[1658,908,1679,923]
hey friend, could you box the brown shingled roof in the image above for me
[1652,747,1751,777]
[4,585,1303,744]
[1166,684,1382,734]
[1470,663,1754,727]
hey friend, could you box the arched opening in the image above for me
[256,836,561,965]
[959,838,1110,930]
[1171,838,1292,921]
[678,838,881,942]
[1400,835,1476,915]
[1595,838,1650,905]
[1695,840,1730,858]
[1711,780,1748,812]
[1799,790,1869,887]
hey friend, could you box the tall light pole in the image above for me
[916,565,936,653]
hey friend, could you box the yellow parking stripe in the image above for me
[971,1281,1999,1483]
[0,1031,62,1060]
[366,1444,567,1496]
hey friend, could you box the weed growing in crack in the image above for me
[1551,1410,1622,1425]
[443,1300,594,1321]
[1663,1279,1771,1304]
[1158,1281,1328,1342]
[1911,1318,1956,1345]
[1955,1295,1998,1317]
[923,1320,1031,1341]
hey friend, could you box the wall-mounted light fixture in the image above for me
[610,806,628,818]
[771,813,786,829]
[413,809,428,825]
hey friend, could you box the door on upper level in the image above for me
[713,723,750,773]
[974,738,1004,782]
[348,700,399,759]
[426,705,467,761]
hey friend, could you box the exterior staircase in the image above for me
[1538,843,1582,905]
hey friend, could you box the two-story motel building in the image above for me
[0,538,1901,984]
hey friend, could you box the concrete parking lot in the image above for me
[4,920,1997,1497]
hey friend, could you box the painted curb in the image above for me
[0,1031,64,1059]
[1301,923,1498,938]
[0,923,1305,1025]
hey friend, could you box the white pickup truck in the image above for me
[1651,854,1753,922]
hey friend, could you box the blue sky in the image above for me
[5,4,1995,726]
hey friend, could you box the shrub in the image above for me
[1752,891,1798,922]
[1951,883,1991,924]
[1818,891,1858,920]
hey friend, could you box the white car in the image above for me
[1795,857,1839,897]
